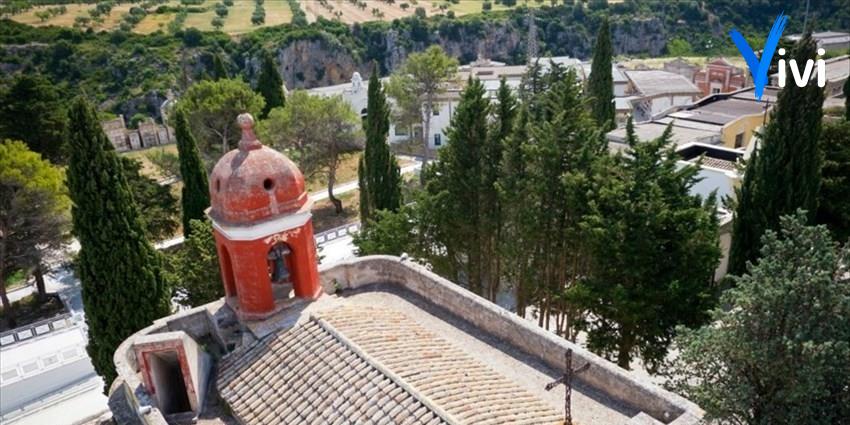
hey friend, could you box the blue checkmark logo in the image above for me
[730,13,788,100]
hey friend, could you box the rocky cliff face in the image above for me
[264,16,672,90]
[612,18,669,57]
[275,38,366,89]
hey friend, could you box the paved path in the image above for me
[7,267,81,311]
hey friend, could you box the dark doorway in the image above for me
[147,351,192,414]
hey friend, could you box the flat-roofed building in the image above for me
[668,91,774,149]
[787,31,850,53]
[623,70,703,121]
[607,121,721,153]
[692,57,748,97]
[663,57,700,81]
[607,86,777,152]
[823,55,850,99]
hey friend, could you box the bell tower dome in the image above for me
[208,113,321,321]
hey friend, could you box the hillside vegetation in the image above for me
[1,0,846,118]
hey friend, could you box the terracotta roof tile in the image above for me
[217,306,563,424]
[218,317,446,425]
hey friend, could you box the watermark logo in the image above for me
[730,13,826,100]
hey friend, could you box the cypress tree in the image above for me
[729,35,825,276]
[479,78,516,300]
[66,97,170,384]
[175,107,210,238]
[497,104,531,315]
[843,70,850,121]
[359,156,370,224]
[211,53,228,81]
[426,77,490,294]
[587,17,615,131]
[510,70,604,339]
[816,121,850,242]
[256,50,285,119]
[359,61,401,225]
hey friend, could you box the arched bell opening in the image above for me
[219,244,237,299]
[267,242,295,302]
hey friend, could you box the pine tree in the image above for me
[66,97,170,384]
[211,53,228,81]
[0,74,68,163]
[359,61,401,226]
[571,118,720,370]
[587,17,615,131]
[729,36,825,276]
[667,213,850,424]
[256,50,285,119]
[174,108,210,238]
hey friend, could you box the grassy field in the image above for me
[9,0,585,33]
[304,152,415,194]
[135,11,177,34]
[99,3,134,29]
[302,0,441,24]
[619,56,747,70]
[183,0,219,31]
[10,0,292,35]
[311,189,360,232]
[447,0,625,15]
[447,0,543,16]
[122,143,179,179]
[221,0,260,35]
[265,0,293,26]
[10,3,139,31]
[305,152,362,193]
[10,3,94,27]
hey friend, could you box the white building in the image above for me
[787,31,850,53]
[308,57,701,150]
[676,143,743,281]
[623,70,703,121]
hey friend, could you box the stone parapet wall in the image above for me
[110,301,226,424]
[110,256,703,425]
[318,256,704,425]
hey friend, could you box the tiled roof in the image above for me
[218,306,563,424]
[322,307,563,424]
[218,317,449,424]
[698,156,737,171]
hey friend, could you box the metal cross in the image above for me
[545,349,590,425]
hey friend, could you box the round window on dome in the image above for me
[263,178,275,191]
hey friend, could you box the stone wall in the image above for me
[318,256,705,425]
[110,257,704,425]
[110,301,227,425]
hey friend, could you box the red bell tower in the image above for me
[208,113,321,321]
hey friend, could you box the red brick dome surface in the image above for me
[209,114,307,224]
